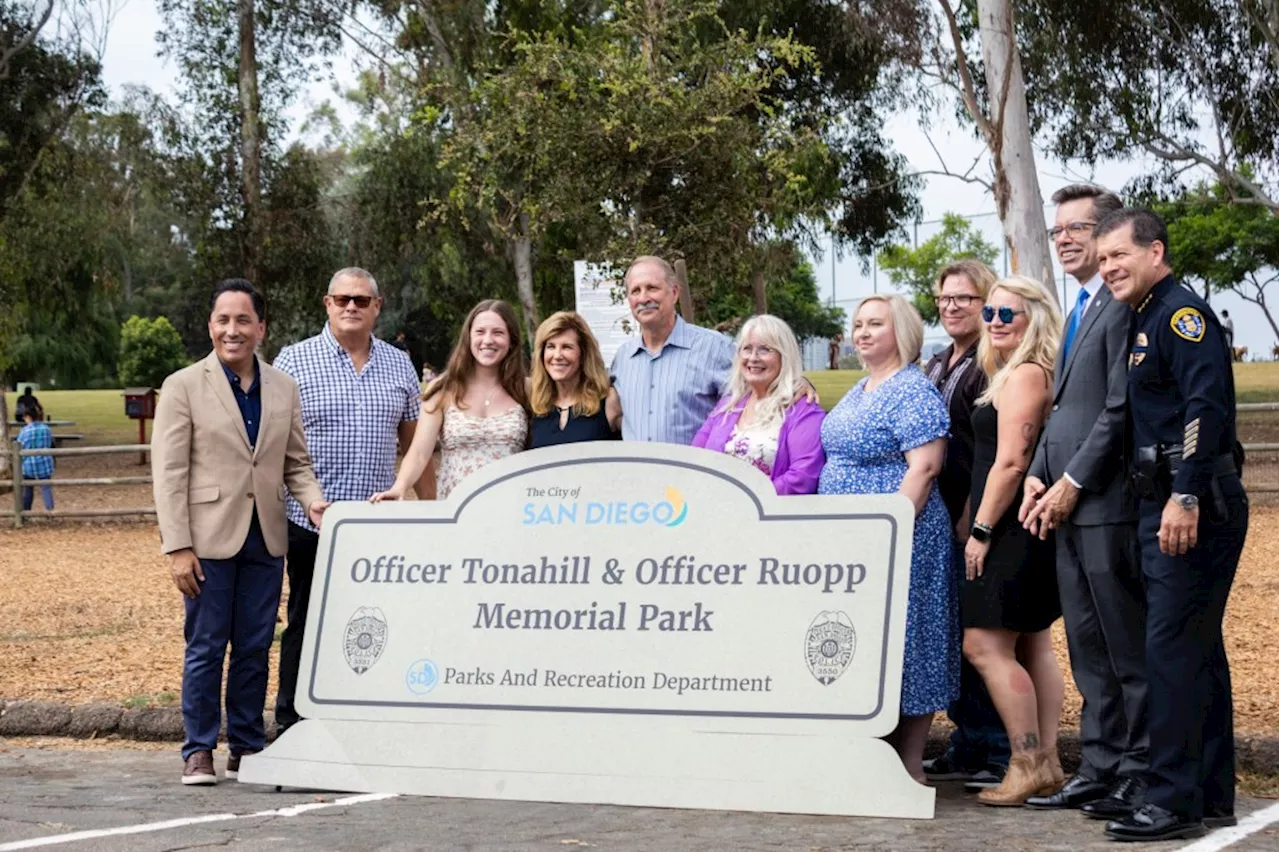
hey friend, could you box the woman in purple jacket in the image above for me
[691,314,826,495]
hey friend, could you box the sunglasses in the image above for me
[982,306,1027,324]
[330,294,375,309]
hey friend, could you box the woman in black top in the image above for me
[529,311,622,448]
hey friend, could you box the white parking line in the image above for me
[1178,803,1280,852]
[0,792,399,850]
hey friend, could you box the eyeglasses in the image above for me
[982,306,1027,324]
[1047,221,1097,240]
[739,344,778,358]
[330,294,374,308]
[934,295,982,309]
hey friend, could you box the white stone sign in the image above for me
[240,443,932,818]
[573,260,633,365]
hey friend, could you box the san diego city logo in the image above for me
[522,486,689,527]
[805,611,856,685]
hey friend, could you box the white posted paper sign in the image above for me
[241,443,931,818]
[573,260,632,366]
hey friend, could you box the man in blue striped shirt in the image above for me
[609,256,735,444]
[272,267,425,732]
[18,408,55,511]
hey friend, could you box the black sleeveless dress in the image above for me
[963,403,1060,632]
[530,401,619,448]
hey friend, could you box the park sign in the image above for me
[240,443,931,818]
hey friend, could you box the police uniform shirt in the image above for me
[1128,274,1238,496]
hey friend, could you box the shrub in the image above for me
[118,316,188,387]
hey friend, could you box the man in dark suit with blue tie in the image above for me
[1020,185,1148,817]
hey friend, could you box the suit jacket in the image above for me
[151,351,324,559]
[1030,285,1136,525]
[691,396,826,495]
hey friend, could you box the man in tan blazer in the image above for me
[152,278,327,786]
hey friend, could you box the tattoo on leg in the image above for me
[1014,733,1040,752]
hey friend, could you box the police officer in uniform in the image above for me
[1093,208,1247,842]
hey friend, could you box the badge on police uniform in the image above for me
[1170,307,1205,342]
[1129,332,1148,368]
[343,606,389,674]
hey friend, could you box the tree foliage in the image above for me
[1151,180,1279,336]
[876,213,999,324]
[1018,0,1279,210]
[118,315,188,387]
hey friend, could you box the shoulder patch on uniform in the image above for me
[1170,307,1205,342]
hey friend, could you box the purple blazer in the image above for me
[690,396,827,495]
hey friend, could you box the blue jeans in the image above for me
[22,477,54,511]
[181,515,284,759]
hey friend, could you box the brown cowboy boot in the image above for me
[978,751,1057,807]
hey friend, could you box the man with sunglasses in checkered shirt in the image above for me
[271,267,429,734]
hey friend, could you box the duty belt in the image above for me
[1131,443,1240,518]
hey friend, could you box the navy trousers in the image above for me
[181,515,284,760]
[1139,487,1247,820]
[275,522,320,731]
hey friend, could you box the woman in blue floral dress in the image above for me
[819,294,959,782]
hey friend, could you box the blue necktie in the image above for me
[1062,287,1091,361]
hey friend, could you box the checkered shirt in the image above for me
[273,324,421,531]
[18,421,55,479]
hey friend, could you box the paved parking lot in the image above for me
[0,744,1276,851]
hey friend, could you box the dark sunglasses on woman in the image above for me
[982,306,1026,324]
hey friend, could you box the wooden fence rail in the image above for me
[10,442,154,528]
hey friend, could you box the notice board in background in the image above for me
[573,261,633,366]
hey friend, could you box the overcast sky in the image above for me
[98,0,1278,354]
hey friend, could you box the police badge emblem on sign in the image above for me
[805,611,856,685]
[343,607,389,675]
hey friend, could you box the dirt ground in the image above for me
[0,452,1276,736]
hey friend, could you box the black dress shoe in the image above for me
[1081,776,1146,820]
[1024,774,1109,810]
[1204,804,1237,829]
[1105,803,1205,842]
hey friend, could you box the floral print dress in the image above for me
[817,367,959,716]
[436,404,528,499]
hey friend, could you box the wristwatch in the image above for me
[1171,492,1199,510]
[970,521,993,543]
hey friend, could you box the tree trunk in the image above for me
[511,213,539,347]
[975,0,1057,304]
[673,259,695,323]
[237,0,262,285]
[751,269,767,315]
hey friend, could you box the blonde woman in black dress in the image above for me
[962,275,1065,805]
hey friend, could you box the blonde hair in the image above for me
[529,311,611,418]
[719,314,805,430]
[976,276,1063,407]
[933,259,997,300]
[856,294,924,368]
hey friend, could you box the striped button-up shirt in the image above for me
[273,324,421,531]
[18,421,55,479]
[609,315,735,444]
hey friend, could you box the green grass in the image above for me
[4,389,144,444]
[4,361,1274,440]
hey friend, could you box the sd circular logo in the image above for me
[805,611,856,685]
[405,659,439,695]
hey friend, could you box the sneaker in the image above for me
[923,754,982,782]
[225,749,260,780]
[182,750,217,786]
[963,765,1007,793]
